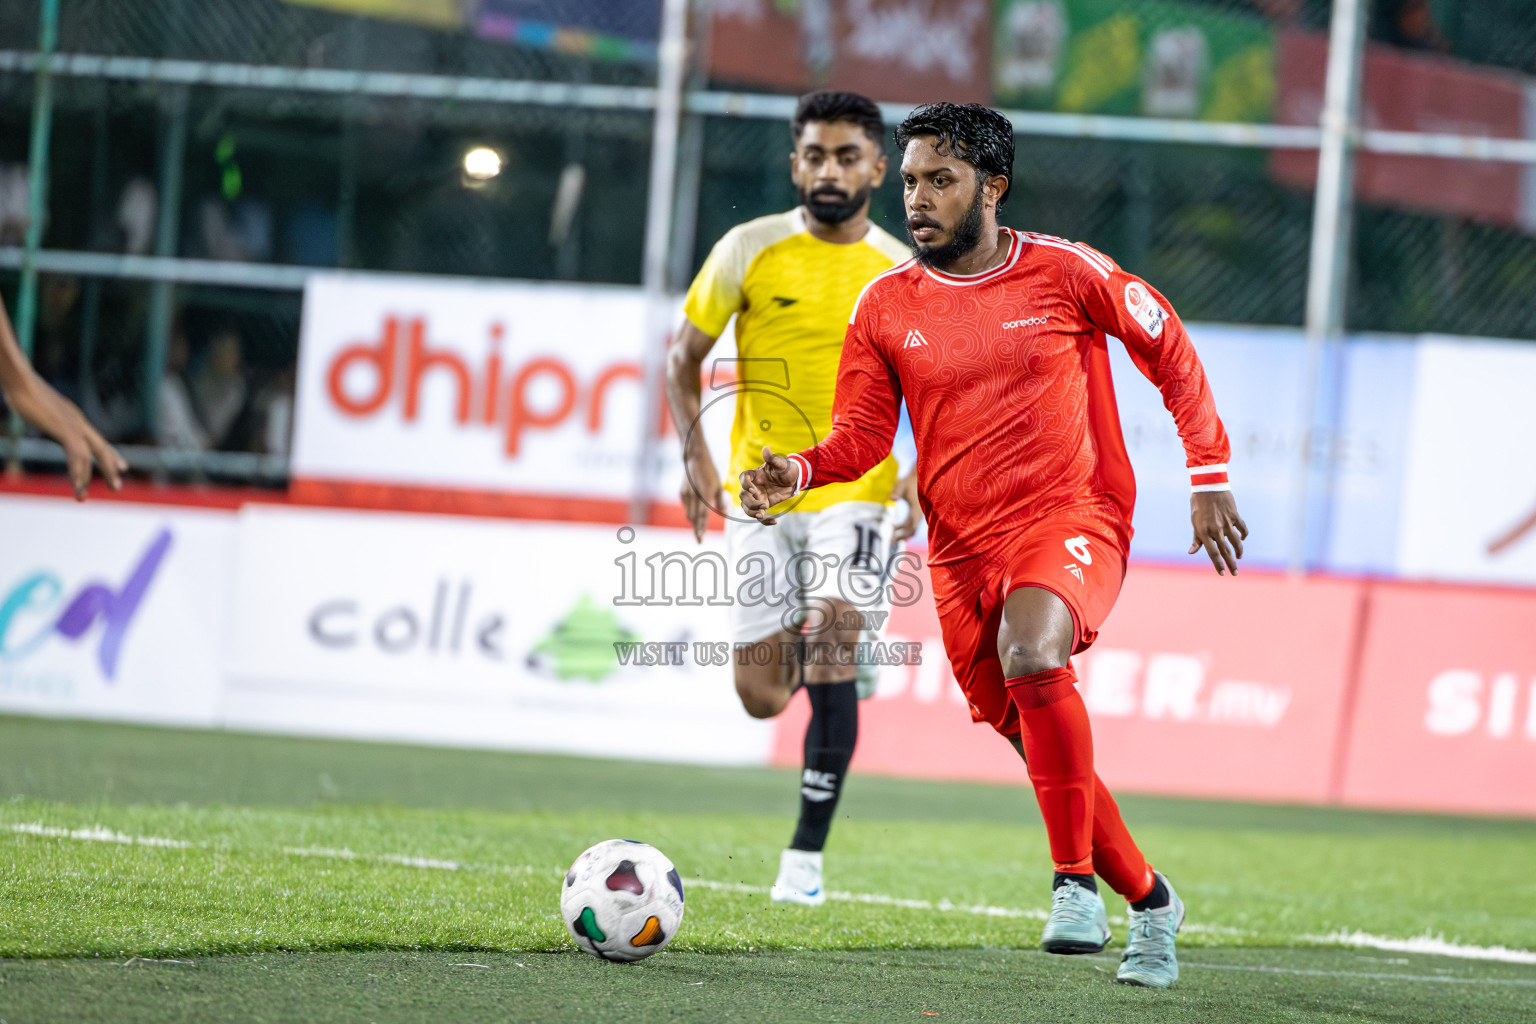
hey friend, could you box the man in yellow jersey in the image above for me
[666,91,916,905]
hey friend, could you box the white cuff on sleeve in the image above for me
[1189,463,1231,493]
[785,453,811,497]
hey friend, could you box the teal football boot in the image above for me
[1116,872,1185,989]
[1040,878,1111,954]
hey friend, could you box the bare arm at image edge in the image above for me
[0,295,127,499]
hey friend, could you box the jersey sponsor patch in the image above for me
[1124,282,1167,338]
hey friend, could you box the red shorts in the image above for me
[936,514,1127,739]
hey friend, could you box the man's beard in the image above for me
[908,186,986,269]
[800,183,870,226]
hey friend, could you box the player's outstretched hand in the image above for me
[738,446,798,525]
[890,470,921,541]
[4,373,127,500]
[1190,490,1247,575]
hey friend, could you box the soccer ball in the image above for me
[560,839,685,962]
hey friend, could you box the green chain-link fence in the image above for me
[2,0,1535,484]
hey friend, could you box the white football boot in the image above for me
[770,849,826,906]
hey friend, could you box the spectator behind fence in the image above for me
[155,325,208,452]
[190,328,248,450]
[0,295,126,498]
[256,365,295,457]
[116,177,157,256]
[0,164,30,246]
[33,275,84,405]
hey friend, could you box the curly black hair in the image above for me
[792,90,885,146]
[895,103,1015,209]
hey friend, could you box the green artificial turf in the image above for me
[1,715,1534,1023]
[4,948,1535,1024]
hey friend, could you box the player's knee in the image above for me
[998,641,1066,679]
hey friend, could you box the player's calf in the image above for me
[772,675,859,906]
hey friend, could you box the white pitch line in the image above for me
[1306,930,1536,966]
[685,878,1241,936]
[283,846,461,871]
[685,878,1047,920]
[7,822,192,848]
[1180,961,1536,986]
[9,820,1536,967]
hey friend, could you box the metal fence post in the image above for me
[1291,0,1368,574]
[140,84,189,443]
[7,0,59,471]
[630,0,690,525]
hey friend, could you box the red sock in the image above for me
[1006,667,1095,874]
[1091,774,1154,901]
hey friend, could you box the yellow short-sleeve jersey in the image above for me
[682,208,910,513]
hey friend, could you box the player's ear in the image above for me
[869,149,889,188]
[984,174,1009,211]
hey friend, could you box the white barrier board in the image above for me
[225,505,772,765]
[0,496,234,726]
[1397,337,1536,584]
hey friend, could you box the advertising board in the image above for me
[0,496,234,727]
[225,505,774,765]
[1397,336,1536,587]
[1273,30,1536,232]
[773,562,1363,804]
[1110,325,1415,575]
[291,272,741,528]
[292,274,669,520]
[707,0,992,104]
[1340,582,1536,816]
[992,0,1275,122]
[1400,337,1536,583]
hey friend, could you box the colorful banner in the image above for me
[992,0,1275,121]
[1340,583,1536,817]
[707,0,993,105]
[475,0,659,62]
[0,497,234,727]
[1273,30,1536,231]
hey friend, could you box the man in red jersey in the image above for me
[739,103,1248,990]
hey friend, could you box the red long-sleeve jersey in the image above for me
[786,229,1231,611]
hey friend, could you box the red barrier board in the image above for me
[1340,584,1536,817]
[772,564,1367,803]
[1080,567,1364,803]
